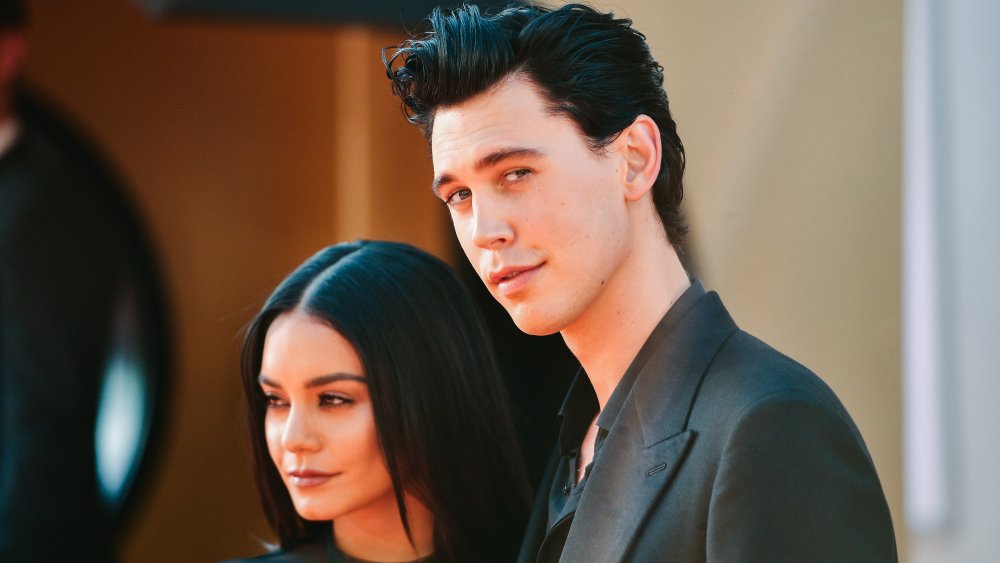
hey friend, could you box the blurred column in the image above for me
[330,27,448,258]
[903,0,1000,560]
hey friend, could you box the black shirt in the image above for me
[542,280,707,559]
[222,533,437,563]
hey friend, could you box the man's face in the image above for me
[431,75,635,336]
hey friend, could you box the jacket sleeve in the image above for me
[0,183,117,559]
[706,389,897,562]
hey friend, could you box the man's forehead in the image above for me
[431,79,550,166]
[432,117,522,165]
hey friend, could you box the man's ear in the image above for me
[619,114,662,202]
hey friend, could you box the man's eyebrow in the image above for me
[258,373,366,389]
[431,173,455,198]
[476,146,544,170]
[431,146,544,197]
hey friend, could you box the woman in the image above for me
[232,241,531,562]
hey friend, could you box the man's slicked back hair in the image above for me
[385,3,688,247]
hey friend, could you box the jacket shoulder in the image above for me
[698,329,851,419]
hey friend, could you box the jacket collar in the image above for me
[595,279,711,436]
[555,288,740,562]
[631,289,739,445]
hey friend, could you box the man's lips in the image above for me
[487,263,544,297]
[287,469,337,488]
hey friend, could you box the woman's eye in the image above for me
[444,188,472,207]
[320,393,351,407]
[263,393,286,408]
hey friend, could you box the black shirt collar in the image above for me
[556,368,598,456]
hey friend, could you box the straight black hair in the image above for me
[385,3,688,248]
[241,240,530,561]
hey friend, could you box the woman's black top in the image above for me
[221,534,436,563]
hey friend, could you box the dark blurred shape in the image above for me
[0,1,24,28]
[450,237,577,489]
[131,0,521,28]
[0,84,171,561]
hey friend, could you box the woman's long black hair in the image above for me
[241,240,531,561]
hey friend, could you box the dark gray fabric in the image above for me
[0,120,123,562]
[222,534,437,563]
[519,287,897,562]
[221,540,329,563]
[546,281,708,535]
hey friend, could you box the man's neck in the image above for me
[561,227,690,411]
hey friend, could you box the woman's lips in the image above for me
[287,470,337,488]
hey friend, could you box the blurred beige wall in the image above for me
[22,0,442,560]
[601,0,905,556]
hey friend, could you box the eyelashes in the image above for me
[263,393,286,408]
[261,392,354,409]
[503,168,532,182]
[443,168,534,208]
[444,188,472,207]
[319,393,352,407]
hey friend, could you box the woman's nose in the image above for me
[281,406,322,453]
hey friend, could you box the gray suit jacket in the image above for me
[519,290,896,562]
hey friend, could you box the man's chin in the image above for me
[505,306,564,336]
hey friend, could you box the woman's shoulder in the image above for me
[217,540,329,563]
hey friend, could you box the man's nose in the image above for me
[471,192,514,250]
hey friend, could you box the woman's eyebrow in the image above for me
[305,373,366,388]
[257,373,366,388]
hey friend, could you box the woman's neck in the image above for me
[333,493,434,562]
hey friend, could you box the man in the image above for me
[0,2,169,560]
[386,4,896,562]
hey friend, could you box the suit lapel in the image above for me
[559,292,738,562]
[560,426,695,562]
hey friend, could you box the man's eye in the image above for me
[503,169,531,183]
[445,188,472,207]
[320,393,351,407]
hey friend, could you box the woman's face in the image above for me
[259,310,395,523]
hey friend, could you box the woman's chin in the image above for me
[292,500,335,522]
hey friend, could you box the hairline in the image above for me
[425,70,621,160]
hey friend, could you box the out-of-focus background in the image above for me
[10,0,998,561]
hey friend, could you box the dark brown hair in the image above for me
[385,3,688,247]
[241,240,530,561]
